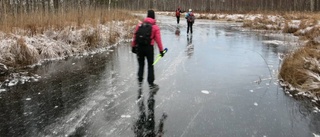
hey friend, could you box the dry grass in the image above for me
[304,26,320,40]
[242,15,282,30]
[282,21,299,33]
[279,42,320,96]
[10,37,40,66]
[0,9,136,35]
[0,9,138,67]
[83,29,101,49]
[282,12,320,20]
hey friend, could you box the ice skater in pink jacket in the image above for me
[131,10,165,91]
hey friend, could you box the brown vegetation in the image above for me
[0,9,135,35]
[12,38,40,66]
[279,42,320,97]
[0,9,137,67]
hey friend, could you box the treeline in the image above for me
[151,0,320,12]
[0,0,118,17]
[0,0,320,17]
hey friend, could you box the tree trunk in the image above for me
[53,0,59,13]
[310,0,315,11]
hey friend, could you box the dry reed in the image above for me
[0,9,137,67]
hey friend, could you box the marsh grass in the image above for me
[12,37,40,66]
[0,9,135,34]
[0,9,137,67]
[280,41,320,97]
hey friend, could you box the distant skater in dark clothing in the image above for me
[185,9,195,34]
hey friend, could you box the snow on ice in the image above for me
[121,115,131,118]
[313,133,320,137]
[201,90,210,94]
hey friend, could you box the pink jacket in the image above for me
[131,17,164,52]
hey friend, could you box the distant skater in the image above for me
[185,9,195,34]
[175,7,182,24]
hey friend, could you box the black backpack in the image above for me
[135,22,152,46]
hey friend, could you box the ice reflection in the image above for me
[175,26,180,36]
[0,53,111,137]
[133,88,167,137]
[186,35,194,57]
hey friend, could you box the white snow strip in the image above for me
[201,90,210,94]
[313,133,320,137]
[8,79,19,86]
[0,89,6,93]
[262,40,284,46]
[120,115,131,118]
[254,102,258,106]
[26,98,31,101]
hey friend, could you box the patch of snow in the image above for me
[314,36,320,43]
[313,133,320,137]
[262,40,284,46]
[313,107,320,113]
[254,102,258,106]
[267,15,283,22]
[245,14,263,21]
[0,89,6,93]
[26,98,31,101]
[250,90,254,93]
[121,115,131,118]
[8,79,19,86]
[297,26,314,35]
[286,20,301,30]
[201,90,210,94]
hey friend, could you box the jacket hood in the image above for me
[143,17,156,25]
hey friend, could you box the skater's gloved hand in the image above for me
[132,46,137,54]
[160,50,165,57]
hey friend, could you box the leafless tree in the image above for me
[0,0,319,18]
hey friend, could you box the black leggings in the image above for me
[176,16,180,24]
[187,22,193,34]
[137,45,154,84]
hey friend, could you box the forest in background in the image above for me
[1,0,320,16]
[1,0,319,33]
